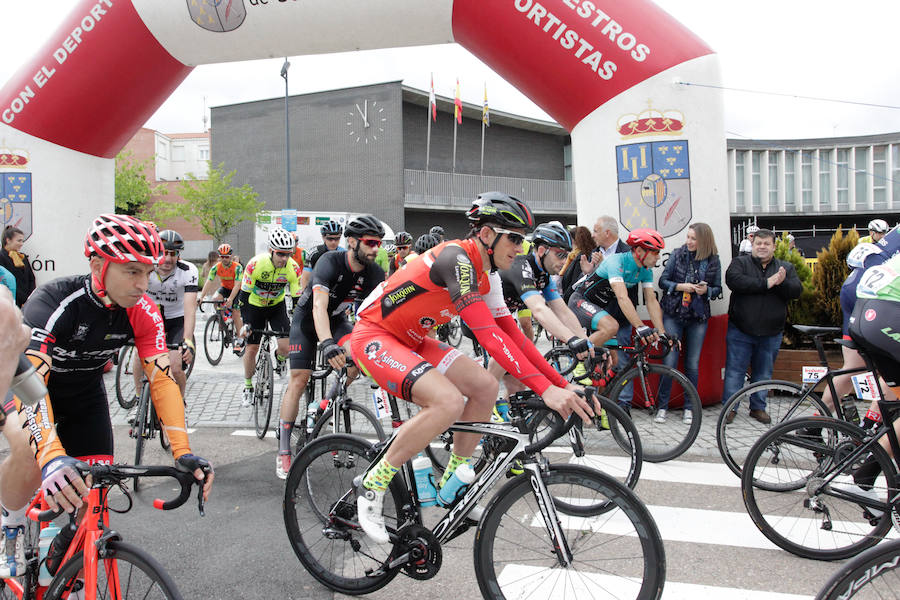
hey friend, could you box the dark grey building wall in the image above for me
[404,210,576,242]
[402,102,566,180]
[212,82,405,259]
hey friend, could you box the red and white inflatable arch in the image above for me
[1,0,730,400]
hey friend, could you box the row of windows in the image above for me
[156,141,210,162]
[733,144,900,213]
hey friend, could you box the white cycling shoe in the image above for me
[356,486,390,545]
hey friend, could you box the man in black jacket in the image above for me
[722,229,802,423]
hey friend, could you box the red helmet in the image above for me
[218,243,232,256]
[626,228,665,251]
[84,214,163,265]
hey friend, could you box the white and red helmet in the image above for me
[84,214,163,265]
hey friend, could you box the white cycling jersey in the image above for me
[147,260,199,319]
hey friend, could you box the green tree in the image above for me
[146,162,263,243]
[809,227,858,328]
[114,150,166,215]
[775,232,815,345]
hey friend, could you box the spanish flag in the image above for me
[454,79,463,125]
[429,73,437,122]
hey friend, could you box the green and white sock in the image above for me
[244,378,253,389]
[439,453,471,488]
[363,458,399,492]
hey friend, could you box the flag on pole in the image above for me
[454,79,463,124]
[428,73,437,122]
[482,83,490,127]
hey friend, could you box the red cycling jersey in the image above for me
[353,239,566,400]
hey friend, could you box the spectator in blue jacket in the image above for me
[0,265,14,299]
[655,223,722,424]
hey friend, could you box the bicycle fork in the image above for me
[526,462,574,567]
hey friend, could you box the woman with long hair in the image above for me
[0,226,36,307]
[655,222,722,423]
[559,225,597,301]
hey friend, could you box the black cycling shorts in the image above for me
[849,298,900,387]
[48,376,114,459]
[164,316,185,346]
[242,302,290,344]
[568,290,626,331]
[288,309,353,370]
[216,286,233,299]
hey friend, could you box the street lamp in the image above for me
[280,58,290,209]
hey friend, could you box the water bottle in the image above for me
[45,522,77,576]
[494,398,510,422]
[412,455,437,507]
[306,399,318,432]
[840,395,860,425]
[437,463,475,507]
[38,524,61,586]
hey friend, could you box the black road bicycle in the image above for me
[283,388,665,600]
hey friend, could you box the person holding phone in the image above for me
[656,223,722,424]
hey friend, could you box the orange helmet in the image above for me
[217,243,232,256]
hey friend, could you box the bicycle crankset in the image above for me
[396,524,441,580]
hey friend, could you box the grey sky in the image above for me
[3,0,899,140]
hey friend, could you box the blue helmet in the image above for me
[321,220,343,236]
[532,221,572,252]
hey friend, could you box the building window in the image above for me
[751,151,761,211]
[818,149,831,208]
[873,145,887,209]
[784,151,796,210]
[172,145,185,162]
[855,146,869,207]
[801,151,813,210]
[735,151,745,211]
[768,152,779,210]
[156,140,168,158]
[563,144,572,181]
[893,145,900,208]
[837,148,850,210]
[199,147,210,161]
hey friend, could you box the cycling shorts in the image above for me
[288,311,353,370]
[216,286,233,299]
[242,302,290,344]
[47,376,114,459]
[164,316,184,346]
[350,319,465,402]
[568,290,626,331]
[849,298,900,387]
[839,283,858,336]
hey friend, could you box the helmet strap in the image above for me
[91,259,116,308]
[476,225,502,272]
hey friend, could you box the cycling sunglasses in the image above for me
[491,227,525,246]
[396,245,410,250]
[359,238,382,248]
[550,248,569,259]
[324,236,342,242]
[273,250,293,257]
[163,250,179,257]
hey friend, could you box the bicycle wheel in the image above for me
[741,416,897,560]
[608,363,701,462]
[816,538,900,599]
[524,396,642,492]
[446,316,463,347]
[474,464,665,600]
[45,541,181,600]
[543,346,579,378]
[154,404,170,451]
[310,401,386,443]
[254,349,274,439]
[203,315,225,366]
[718,380,830,479]
[115,344,139,409]
[283,434,404,595]
[133,384,152,491]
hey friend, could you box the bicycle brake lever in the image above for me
[197,480,206,517]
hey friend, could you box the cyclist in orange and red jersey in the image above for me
[350,192,595,544]
[11,215,213,518]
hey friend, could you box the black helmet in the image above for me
[321,220,343,236]
[394,231,413,246]
[344,214,385,239]
[414,233,440,255]
[158,230,184,252]
[532,221,572,251]
[429,226,445,238]
[466,192,535,231]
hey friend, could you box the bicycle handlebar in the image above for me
[510,388,595,454]
[37,463,205,521]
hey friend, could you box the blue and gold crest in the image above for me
[0,165,32,241]
[616,141,691,237]
[187,0,246,33]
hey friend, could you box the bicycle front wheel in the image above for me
[203,315,225,366]
[742,416,896,560]
[816,538,900,599]
[542,346,579,378]
[447,316,463,347]
[718,379,829,479]
[474,464,665,600]
[115,344,139,409]
[133,384,152,491]
[254,350,274,439]
[609,363,701,462]
[45,541,182,600]
[310,401,386,443]
[283,434,404,595]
